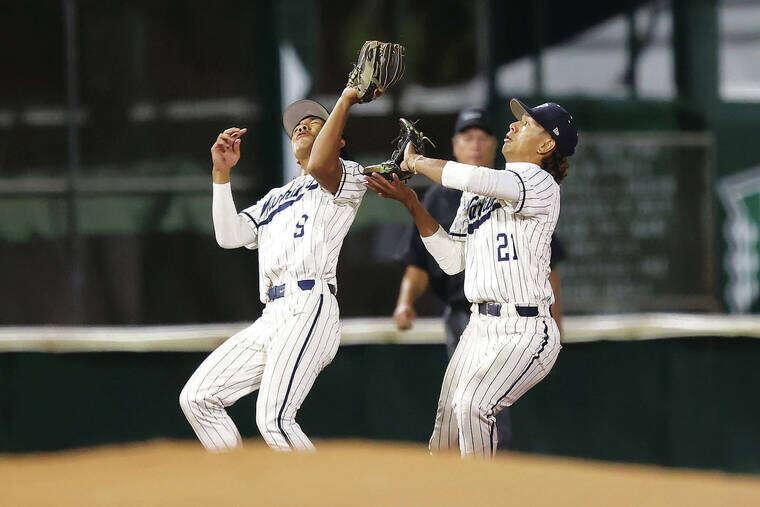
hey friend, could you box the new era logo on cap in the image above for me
[553,127,560,136]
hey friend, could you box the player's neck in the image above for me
[297,156,310,175]
[505,154,542,166]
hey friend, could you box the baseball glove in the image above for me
[363,118,435,181]
[347,41,406,103]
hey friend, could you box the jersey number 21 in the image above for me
[496,233,518,261]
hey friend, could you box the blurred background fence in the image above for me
[2,0,760,473]
[2,0,758,322]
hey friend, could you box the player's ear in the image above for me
[339,138,346,149]
[537,137,555,155]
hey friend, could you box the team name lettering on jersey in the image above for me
[259,182,320,221]
[466,196,503,234]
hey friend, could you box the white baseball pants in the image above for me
[429,311,561,458]
[180,283,340,451]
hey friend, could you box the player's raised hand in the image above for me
[399,140,418,173]
[364,172,418,205]
[341,86,361,105]
[211,127,247,175]
[340,85,382,106]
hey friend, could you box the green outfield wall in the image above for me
[2,338,759,474]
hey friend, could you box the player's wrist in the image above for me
[401,192,419,210]
[212,161,233,171]
[212,166,232,184]
[340,88,360,106]
[409,154,424,174]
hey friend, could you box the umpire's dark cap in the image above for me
[454,108,492,135]
[510,99,578,156]
[283,99,329,136]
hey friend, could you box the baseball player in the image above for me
[179,87,368,452]
[366,99,578,457]
[392,108,568,453]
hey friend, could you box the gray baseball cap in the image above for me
[282,99,329,136]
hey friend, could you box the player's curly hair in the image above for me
[541,149,569,184]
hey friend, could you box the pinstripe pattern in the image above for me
[429,311,560,458]
[256,287,340,451]
[429,316,478,453]
[180,160,364,452]
[239,159,366,301]
[276,294,324,448]
[180,283,341,452]
[430,164,562,458]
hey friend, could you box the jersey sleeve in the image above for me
[504,163,559,217]
[331,158,368,207]
[239,188,276,250]
[398,187,453,270]
[447,192,471,242]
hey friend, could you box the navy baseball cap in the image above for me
[510,99,578,156]
[283,99,329,136]
[454,108,492,135]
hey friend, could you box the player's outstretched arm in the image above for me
[210,127,257,249]
[399,140,447,184]
[307,88,363,194]
[364,172,465,274]
[402,142,521,205]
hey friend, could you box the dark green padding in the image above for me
[1,338,759,474]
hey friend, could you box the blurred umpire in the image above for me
[393,108,566,451]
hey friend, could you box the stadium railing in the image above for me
[1,313,758,353]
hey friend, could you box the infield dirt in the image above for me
[3,440,760,506]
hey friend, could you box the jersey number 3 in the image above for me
[496,233,518,261]
[294,214,309,238]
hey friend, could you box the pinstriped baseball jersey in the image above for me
[180,158,366,453]
[239,158,366,301]
[449,162,560,305]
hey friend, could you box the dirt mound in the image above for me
[4,440,759,506]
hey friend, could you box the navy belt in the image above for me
[267,279,336,301]
[477,303,540,318]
